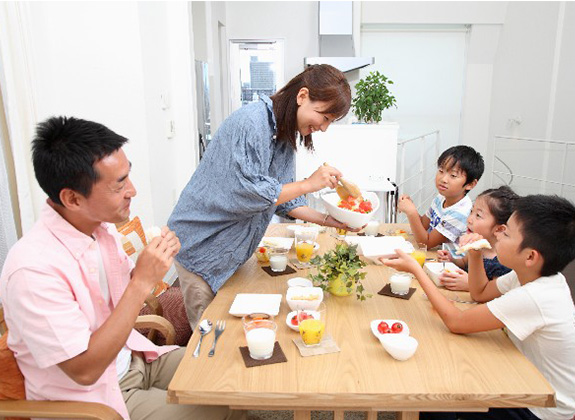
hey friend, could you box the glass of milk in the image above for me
[390,272,412,295]
[243,317,277,360]
[364,220,380,236]
[269,248,289,272]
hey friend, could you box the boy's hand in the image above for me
[439,268,469,291]
[380,249,420,274]
[436,249,452,262]
[398,195,417,215]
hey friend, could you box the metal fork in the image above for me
[208,320,226,357]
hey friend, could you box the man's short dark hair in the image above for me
[32,116,128,205]
[513,195,575,277]
[437,145,485,186]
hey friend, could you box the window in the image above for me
[229,40,284,112]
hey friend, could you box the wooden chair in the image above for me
[0,306,175,420]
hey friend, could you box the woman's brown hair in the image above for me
[271,64,351,151]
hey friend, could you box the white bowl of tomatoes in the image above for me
[371,319,418,361]
[322,191,379,229]
[286,310,320,332]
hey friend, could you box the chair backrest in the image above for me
[0,306,27,402]
[1,306,7,335]
[562,259,575,303]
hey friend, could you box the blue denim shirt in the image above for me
[168,96,306,293]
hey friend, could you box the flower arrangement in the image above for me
[309,242,371,300]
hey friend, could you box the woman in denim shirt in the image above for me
[168,65,355,329]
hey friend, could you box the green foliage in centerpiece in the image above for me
[309,243,371,301]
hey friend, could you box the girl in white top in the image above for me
[382,194,575,420]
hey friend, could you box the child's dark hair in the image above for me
[32,116,128,205]
[513,195,575,277]
[478,186,520,225]
[437,145,485,186]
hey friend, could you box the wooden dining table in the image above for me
[168,223,555,420]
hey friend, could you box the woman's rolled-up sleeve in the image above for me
[228,120,283,215]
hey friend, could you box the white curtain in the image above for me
[0,134,17,274]
[0,2,42,234]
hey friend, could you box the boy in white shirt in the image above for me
[398,145,484,256]
[383,194,575,420]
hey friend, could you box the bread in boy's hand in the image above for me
[455,239,491,255]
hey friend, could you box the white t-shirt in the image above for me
[487,271,575,420]
[96,241,132,381]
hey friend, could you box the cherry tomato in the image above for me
[377,321,390,334]
[291,315,299,326]
[258,247,266,253]
[293,313,313,326]
[391,322,403,333]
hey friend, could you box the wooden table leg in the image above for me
[397,411,420,420]
[366,412,378,420]
[334,411,345,420]
[294,410,311,420]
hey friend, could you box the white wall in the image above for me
[20,2,196,228]
[488,2,575,199]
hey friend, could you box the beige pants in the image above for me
[120,348,244,420]
[174,260,215,331]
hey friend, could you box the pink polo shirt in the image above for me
[0,203,178,419]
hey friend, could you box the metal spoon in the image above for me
[192,319,212,357]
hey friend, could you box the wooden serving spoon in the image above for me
[323,163,362,200]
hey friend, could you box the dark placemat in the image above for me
[378,283,417,300]
[261,265,297,276]
[239,341,287,367]
[357,233,385,237]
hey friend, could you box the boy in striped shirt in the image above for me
[398,145,484,255]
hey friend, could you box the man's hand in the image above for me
[132,231,179,292]
[380,249,420,274]
[304,164,343,193]
[439,268,469,291]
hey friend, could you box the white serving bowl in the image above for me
[322,191,380,229]
[423,262,460,286]
[287,277,314,288]
[379,334,419,361]
[286,286,324,311]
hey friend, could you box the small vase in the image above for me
[328,275,354,297]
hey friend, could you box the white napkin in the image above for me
[345,236,414,264]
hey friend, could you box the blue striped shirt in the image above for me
[168,96,306,293]
[426,194,472,257]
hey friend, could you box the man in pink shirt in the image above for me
[0,117,240,419]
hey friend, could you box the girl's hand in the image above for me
[458,232,484,247]
[437,249,452,262]
[380,249,420,274]
[439,268,469,291]
[305,164,342,192]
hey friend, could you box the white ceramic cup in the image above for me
[390,272,412,295]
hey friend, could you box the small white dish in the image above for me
[258,237,294,250]
[423,262,461,286]
[287,277,313,288]
[228,293,282,317]
[285,309,320,332]
[370,319,410,340]
[379,334,418,361]
[286,286,323,311]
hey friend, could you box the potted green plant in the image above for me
[308,243,371,300]
[351,71,397,124]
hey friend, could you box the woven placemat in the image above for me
[292,333,340,357]
[357,233,385,237]
[239,341,287,367]
[261,265,297,276]
[378,283,417,300]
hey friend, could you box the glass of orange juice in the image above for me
[295,227,318,267]
[298,302,326,347]
[411,243,427,267]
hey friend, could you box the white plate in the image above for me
[287,277,313,288]
[370,319,410,339]
[346,236,414,262]
[285,310,321,332]
[423,262,461,286]
[258,237,294,250]
[228,293,283,317]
